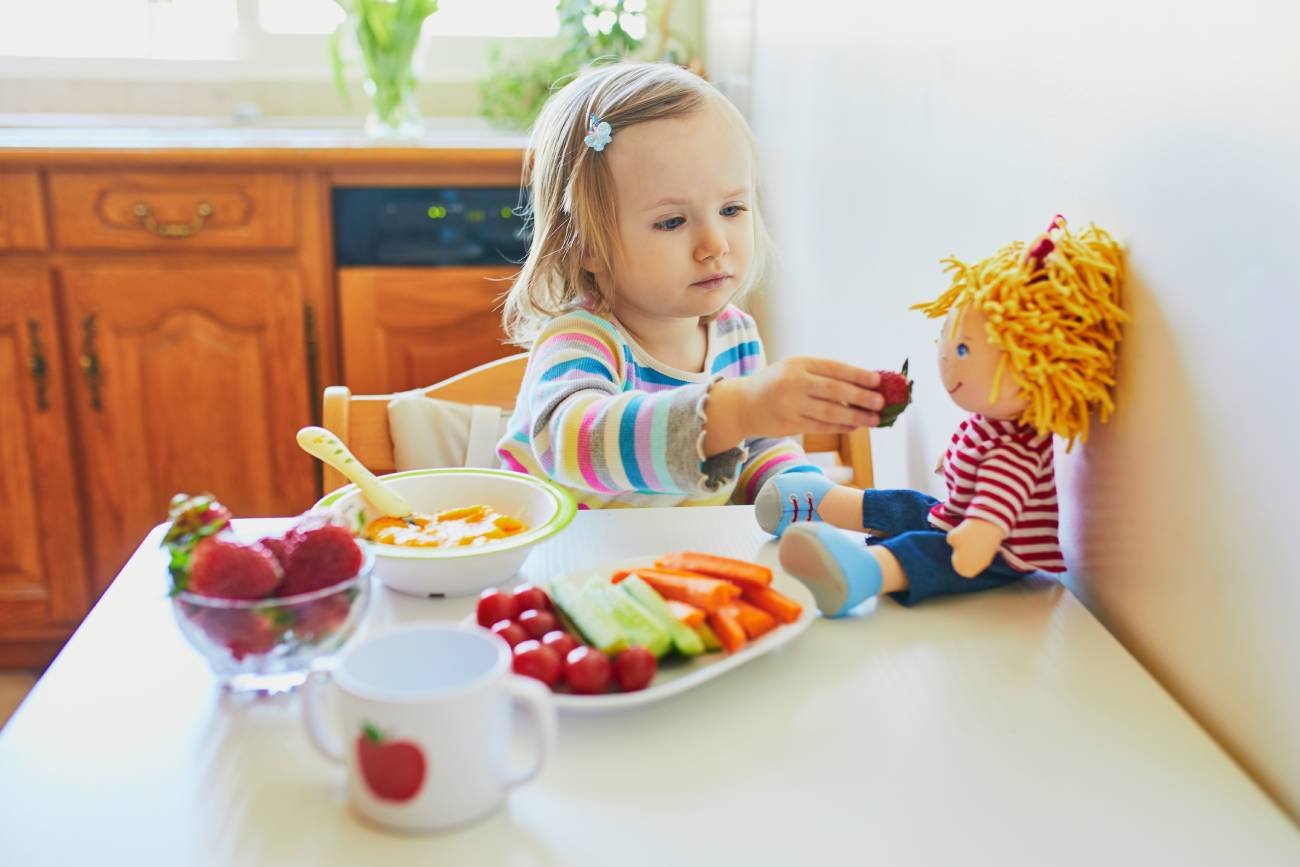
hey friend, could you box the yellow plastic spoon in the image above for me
[295,426,414,520]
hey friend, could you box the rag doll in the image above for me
[755,217,1126,615]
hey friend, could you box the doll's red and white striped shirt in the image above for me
[928,414,1066,573]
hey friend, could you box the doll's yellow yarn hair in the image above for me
[912,218,1127,448]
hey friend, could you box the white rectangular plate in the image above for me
[470,555,818,712]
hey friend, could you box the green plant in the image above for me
[330,0,440,133]
[479,0,695,131]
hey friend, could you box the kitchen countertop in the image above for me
[0,113,528,166]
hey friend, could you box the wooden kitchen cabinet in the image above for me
[0,172,47,250]
[60,265,317,588]
[0,138,525,667]
[338,265,517,393]
[0,270,91,666]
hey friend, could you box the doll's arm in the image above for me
[949,447,1036,577]
[946,518,1007,577]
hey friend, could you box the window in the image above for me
[0,0,559,61]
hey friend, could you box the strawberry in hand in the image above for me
[875,360,914,428]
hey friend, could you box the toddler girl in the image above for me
[497,61,885,508]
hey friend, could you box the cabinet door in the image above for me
[338,266,516,393]
[0,270,89,629]
[61,265,316,587]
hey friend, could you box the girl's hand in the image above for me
[704,358,883,453]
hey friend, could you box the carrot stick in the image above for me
[624,569,739,613]
[612,566,715,583]
[707,608,747,654]
[655,552,772,587]
[741,584,803,624]
[666,599,705,629]
[731,600,778,640]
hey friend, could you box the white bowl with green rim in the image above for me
[314,468,577,598]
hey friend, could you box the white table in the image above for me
[2,507,1296,866]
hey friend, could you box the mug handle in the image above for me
[302,664,345,764]
[503,674,557,789]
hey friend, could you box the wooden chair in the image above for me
[321,352,874,494]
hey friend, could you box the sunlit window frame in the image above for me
[0,0,560,82]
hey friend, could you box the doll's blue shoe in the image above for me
[754,472,835,538]
[779,523,883,618]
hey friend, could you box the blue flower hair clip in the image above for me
[584,113,612,152]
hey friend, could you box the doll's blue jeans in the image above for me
[862,489,1028,607]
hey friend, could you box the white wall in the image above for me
[751,0,1300,820]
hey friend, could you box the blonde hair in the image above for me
[501,61,770,346]
[912,218,1127,447]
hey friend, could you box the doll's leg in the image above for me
[755,472,864,537]
[778,524,909,617]
[859,489,941,538]
[877,531,1026,607]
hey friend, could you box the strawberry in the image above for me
[292,591,355,643]
[162,492,234,591]
[875,360,913,428]
[185,535,284,599]
[257,535,290,569]
[194,608,281,661]
[279,524,364,597]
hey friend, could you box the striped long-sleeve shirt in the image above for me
[496,305,821,509]
[927,414,1066,573]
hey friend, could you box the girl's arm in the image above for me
[732,438,823,505]
[524,313,745,496]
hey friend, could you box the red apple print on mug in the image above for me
[356,722,426,802]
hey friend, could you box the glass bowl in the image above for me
[171,548,374,695]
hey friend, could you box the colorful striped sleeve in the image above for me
[732,437,823,505]
[522,312,735,497]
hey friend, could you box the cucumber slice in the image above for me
[618,574,705,657]
[596,582,673,658]
[693,620,723,653]
[547,573,629,655]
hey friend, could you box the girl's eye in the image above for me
[956,343,969,358]
[721,204,748,217]
[654,216,685,231]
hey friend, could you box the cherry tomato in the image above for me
[490,619,529,648]
[613,646,657,692]
[512,640,562,688]
[541,629,579,660]
[564,646,612,695]
[518,608,558,640]
[477,589,515,628]
[511,584,551,618]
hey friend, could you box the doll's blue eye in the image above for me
[956,343,969,358]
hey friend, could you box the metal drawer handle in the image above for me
[27,318,49,412]
[132,201,213,238]
[80,313,102,412]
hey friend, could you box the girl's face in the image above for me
[595,100,755,325]
[937,305,1029,419]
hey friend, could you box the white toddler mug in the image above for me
[302,622,556,832]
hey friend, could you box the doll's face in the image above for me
[936,305,1029,419]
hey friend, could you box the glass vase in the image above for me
[363,74,423,139]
